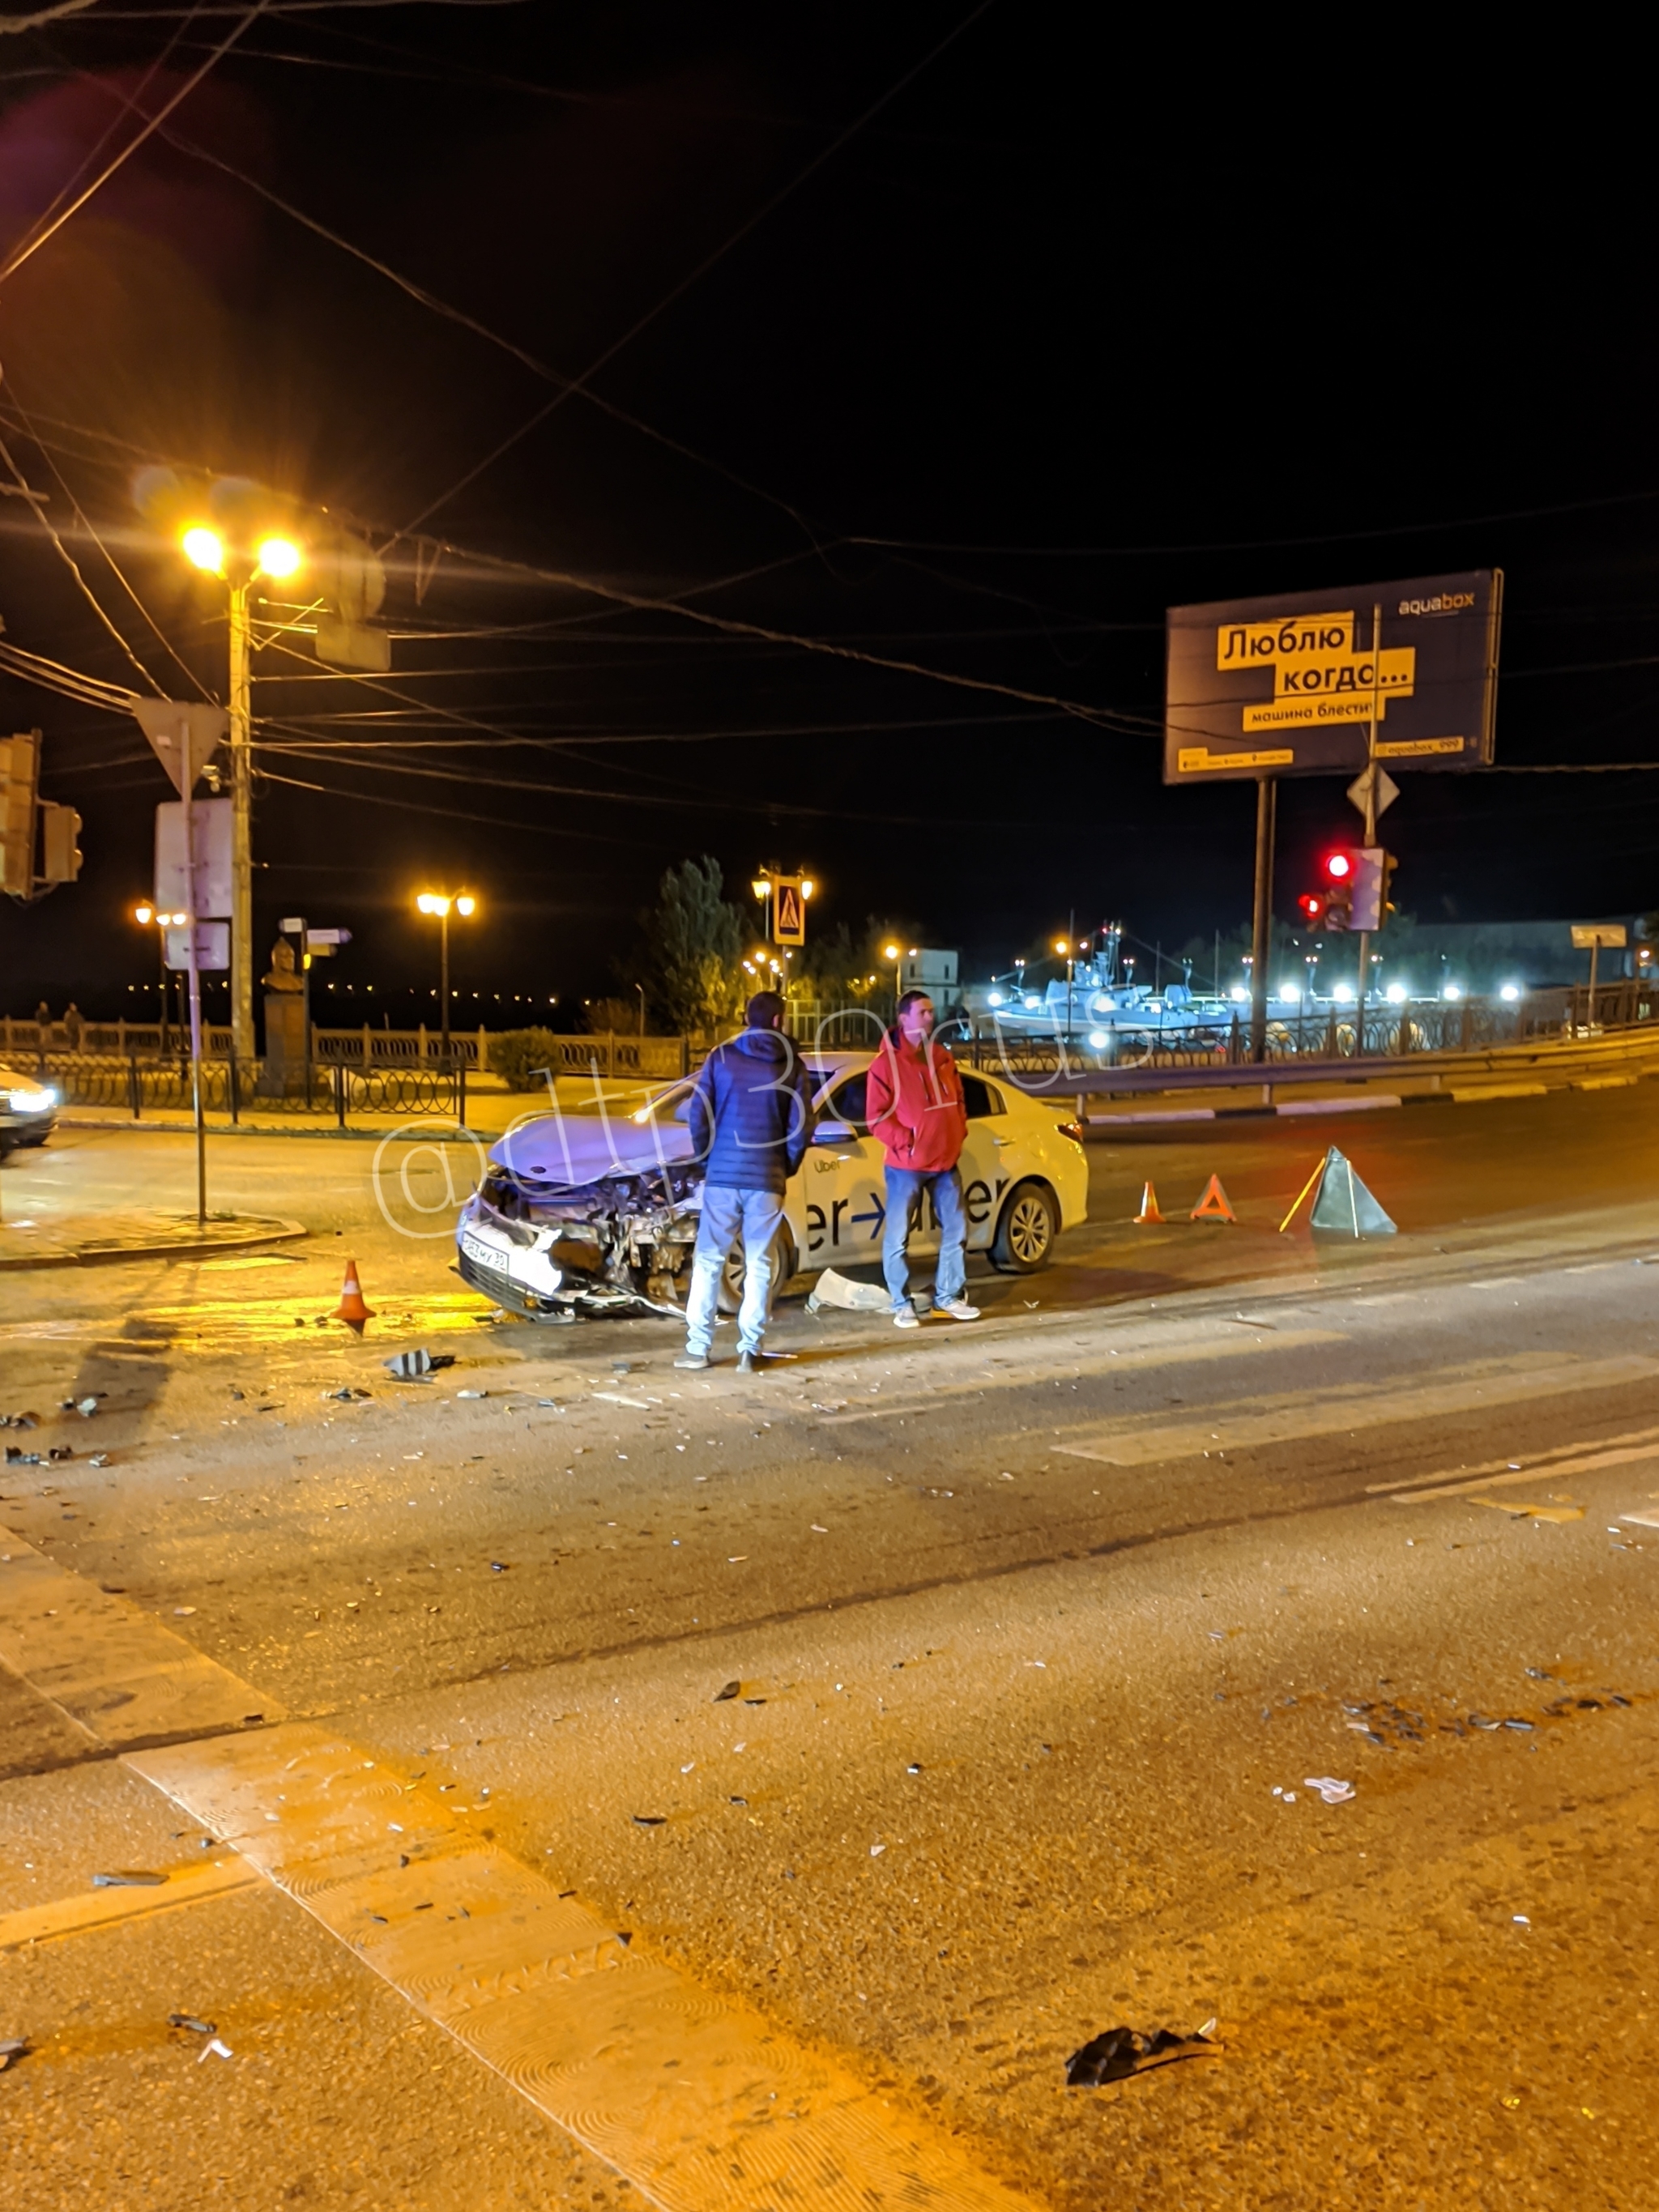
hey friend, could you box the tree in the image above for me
[638,857,745,1035]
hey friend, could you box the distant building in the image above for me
[900,949,958,997]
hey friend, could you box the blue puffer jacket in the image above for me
[686,1028,817,1195]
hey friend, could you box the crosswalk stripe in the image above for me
[0,1536,278,1750]
[126,1724,1043,2212]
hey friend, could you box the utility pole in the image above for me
[228,580,254,1063]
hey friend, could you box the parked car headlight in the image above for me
[7,1086,56,1113]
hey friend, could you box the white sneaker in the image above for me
[932,1297,979,1321]
[892,1306,920,1329]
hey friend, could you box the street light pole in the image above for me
[438,904,451,1062]
[228,579,254,1063]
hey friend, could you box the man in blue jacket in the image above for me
[678,991,817,1375]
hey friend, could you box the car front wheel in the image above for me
[717,1223,798,1315]
[990,1179,1058,1273]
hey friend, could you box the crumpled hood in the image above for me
[489,1106,695,1190]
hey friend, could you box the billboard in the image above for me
[1165,570,1502,784]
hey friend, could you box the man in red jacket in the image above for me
[866,990,979,1329]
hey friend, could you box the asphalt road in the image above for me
[4,1090,1659,2209]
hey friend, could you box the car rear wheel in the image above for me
[990,1179,1058,1273]
[717,1223,797,1315]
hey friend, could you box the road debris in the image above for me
[168,2014,215,2035]
[1065,2022,1222,2086]
[633,1813,667,1826]
[1303,1775,1356,1804]
[1473,1498,1584,1523]
[4,1448,41,1465]
[0,2037,28,2072]
[714,1681,742,1702]
[383,1349,454,1379]
[87,1453,108,1468]
[0,1413,38,1429]
[198,2037,234,2062]
[92,1870,168,1887]
[322,1387,372,1402]
[456,1389,488,1400]
[804,1268,890,1315]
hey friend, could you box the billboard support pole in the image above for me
[1354,602,1384,1055]
[1248,774,1276,1063]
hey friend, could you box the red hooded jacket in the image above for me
[866,1029,968,1174]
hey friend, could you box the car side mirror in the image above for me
[812,1119,856,1144]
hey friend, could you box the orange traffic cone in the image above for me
[1134,1181,1164,1225]
[1190,1174,1237,1223]
[332,1258,376,1332]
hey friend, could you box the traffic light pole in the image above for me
[228,580,254,1067]
[1248,774,1277,1063]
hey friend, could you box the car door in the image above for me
[957,1072,1013,1248]
[796,1069,891,1267]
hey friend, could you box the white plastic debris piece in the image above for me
[1304,1776,1356,1805]
[198,2038,233,2062]
[456,1389,488,1400]
[870,1843,885,1856]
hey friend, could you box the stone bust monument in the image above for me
[263,937,305,992]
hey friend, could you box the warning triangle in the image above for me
[1307,1147,1396,1238]
[1189,1174,1236,1222]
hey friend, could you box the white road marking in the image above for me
[129,1724,1043,2212]
[0,1856,258,1952]
[1056,1354,1659,1470]
[1372,1419,1659,1497]
[0,1536,278,1748]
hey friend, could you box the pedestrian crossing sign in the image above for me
[772,875,805,945]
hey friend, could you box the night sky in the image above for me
[1,2,1654,1020]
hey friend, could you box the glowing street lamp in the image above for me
[177,521,308,1063]
[416,891,479,1061]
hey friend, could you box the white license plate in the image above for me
[461,1231,510,1270]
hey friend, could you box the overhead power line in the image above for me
[0,2,273,285]
[392,0,998,542]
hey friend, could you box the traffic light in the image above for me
[1297,890,1330,927]
[1,730,39,897]
[1320,849,1356,931]
[2,731,83,897]
[1350,848,1394,931]
[39,801,83,884]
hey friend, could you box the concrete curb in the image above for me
[0,1215,307,1272]
[48,1117,490,1144]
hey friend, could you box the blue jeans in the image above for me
[685,1185,784,1357]
[882,1166,966,1311]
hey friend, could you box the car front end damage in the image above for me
[455,1155,704,1323]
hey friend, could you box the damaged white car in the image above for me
[453,1052,1088,1323]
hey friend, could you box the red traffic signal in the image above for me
[1324,850,1353,880]
[1297,892,1328,924]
